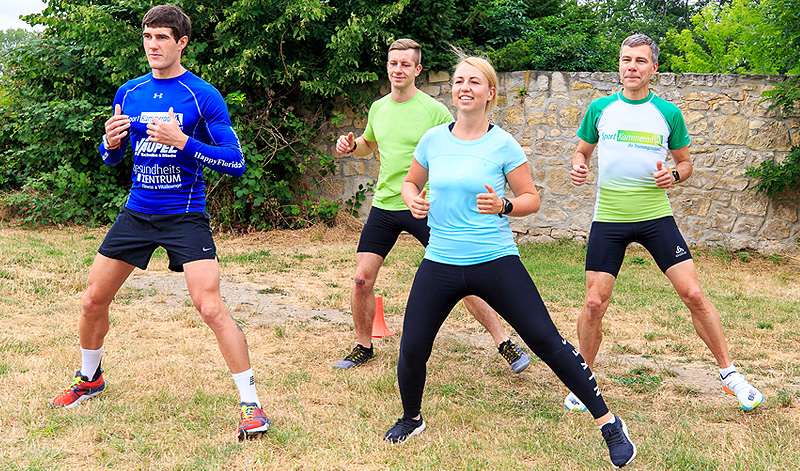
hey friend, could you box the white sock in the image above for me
[80,346,103,380]
[232,369,260,406]
[720,364,737,379]
[599,415,617,428]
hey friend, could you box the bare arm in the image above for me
[401,159,430,219]
[336,132,377,157]
[476,162,540,217]
[571,139,596,186]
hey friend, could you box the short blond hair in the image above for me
[388,38,422,66]
[454,56,498,113]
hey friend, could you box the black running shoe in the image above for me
[384,415,426,444]
[600,415,637,468]
[498,340,531,373]
[333,344,374,369]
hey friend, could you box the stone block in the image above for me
[674,194,711,216]
[731,192,769,215]
[684,111,705,125]
[712,116,749,145]
[550,128,562,137]
[659,74,676,86]
[526,95,546,109]
[733,215,764,237]
[428,70,450,83]
[543,208,568,222]
[762,219,792,239]
[505,104,524,125]
[571,81,593,90]
[559,106,583,127]
[773,200,799,222]
[528,112,558,126]
[717,148,748,167]
[690,170,723,190]
[419,85,440,96]
[746,121,792,151]
[536,140,566,156]
[688,101,711,110]
[708,206,737,232]
[688,120,709,135]
[716,176,749,191]
[552,72,567,92]
[534,74,550,92]
[546,167,573,195]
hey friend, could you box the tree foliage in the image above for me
[661,0,784,74]
[0,0,414,228]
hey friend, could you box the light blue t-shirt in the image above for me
[414,123,528,265]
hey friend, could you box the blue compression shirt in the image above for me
[99,71,245,214]
[414,123,528,265]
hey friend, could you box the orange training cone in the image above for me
[371,295,393,338]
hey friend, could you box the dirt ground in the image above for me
[121,222,796,404]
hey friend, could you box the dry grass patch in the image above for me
[1,225,799,470]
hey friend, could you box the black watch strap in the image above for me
[672,169,681,183]
[502,197,513,215]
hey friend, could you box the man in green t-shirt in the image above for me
[333,39,530,373]
[565,34,763,412]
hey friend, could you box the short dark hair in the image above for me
[621,34,659,64]
[388,38,422,66]
[142,5,191,42]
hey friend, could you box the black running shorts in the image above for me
[356,207,430,258]
[98,206,216,272]
[585,216,692,277]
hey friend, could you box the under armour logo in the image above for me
[675,245,687,257]
[153,93,163,99]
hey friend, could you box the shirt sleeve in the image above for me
[503,133,528,174]
[576,101,601,144]
[99,88,128,167]
[666,109,691,150]
[413,127,434,169]
[184,89,245,178]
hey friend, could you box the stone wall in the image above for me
[322,71,800,253]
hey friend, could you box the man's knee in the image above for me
[353,271,377,294]
[583,294,608,320]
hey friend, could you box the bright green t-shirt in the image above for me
[577,92,691,223]
[363,91,453,211]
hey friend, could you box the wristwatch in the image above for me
[672,169,681,183]
[502,197,513,215]
[102,133,119,150]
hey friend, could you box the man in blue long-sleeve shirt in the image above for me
[50,5,269,441]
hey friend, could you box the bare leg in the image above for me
[576,271,617,370]
[184,259,251,374]
[350,252,384,348]
[665,260,732,368]
[80,254,136,349]
[462,295,508,347]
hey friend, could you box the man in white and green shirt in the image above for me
[333,39,530,372]
[566,34,763,412]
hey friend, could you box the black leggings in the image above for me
[398,256,609,419]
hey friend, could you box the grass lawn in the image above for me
[0,224,798,470]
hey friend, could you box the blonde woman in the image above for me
[386,56,636,468]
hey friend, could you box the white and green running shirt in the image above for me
[577,91,691,222]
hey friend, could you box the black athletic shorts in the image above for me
[356,206,430,258]
[98,206,216,272]
[585,216,692,277]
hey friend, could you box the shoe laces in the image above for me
[499,341,521,362]
[344,345,369,362]
[602,421,626,447]
[722,371,750,395]
[65,374,90,393]
[240,403,260,421]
